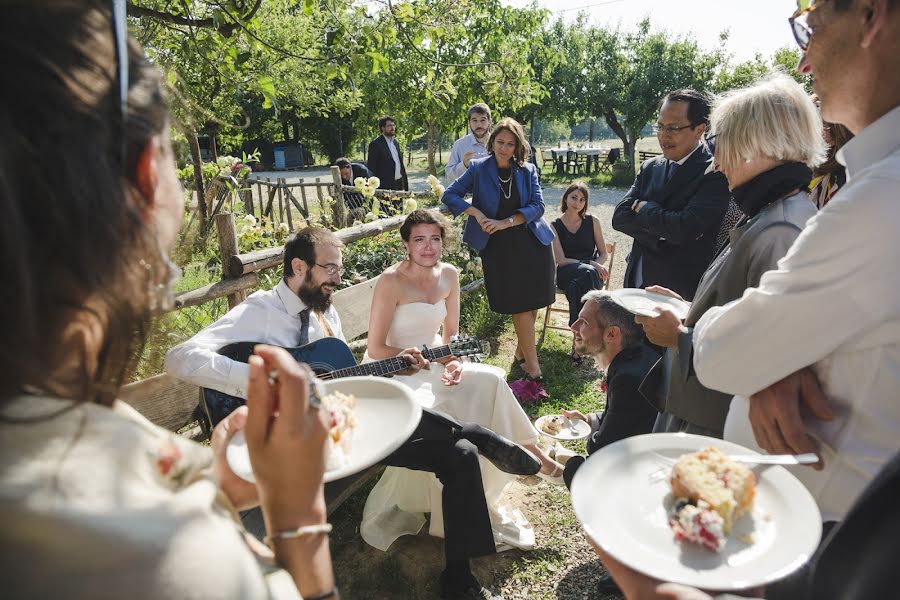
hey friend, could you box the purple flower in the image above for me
[509,378,549,403]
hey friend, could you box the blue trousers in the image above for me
[556,262,604,325]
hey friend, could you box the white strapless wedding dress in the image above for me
[360,300,538,552]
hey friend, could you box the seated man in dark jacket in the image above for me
[560,291,658,485]
[335,157,373,224]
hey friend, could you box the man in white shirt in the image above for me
[166,227,538,599]
[691,0,900,524]
[445,103,492,182]
[366,115,408,191]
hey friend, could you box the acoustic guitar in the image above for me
[202,336,487,427]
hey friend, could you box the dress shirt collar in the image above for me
[381,134,394,144]
[673,142,702,166]
[464,132,488,148]
[837,104,900,180]
[275,279,308,315]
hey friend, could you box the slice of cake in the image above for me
[668,447,757,551]
[322,390,357,471]
[540,415,564,435]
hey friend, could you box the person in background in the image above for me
[550,182,610,365]
[445,103,492,183]
[636,74,823,439]
[443,118,556,383]
[0,3,336,598]
[367,115,408,191]
[334,157,372,224]
[612,89,731,301]
[809,96,854,208]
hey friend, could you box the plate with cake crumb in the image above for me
[570,433,821,590]
[535,414,591,441]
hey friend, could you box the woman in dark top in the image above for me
[550,182,609,364]
[443,118,556,381]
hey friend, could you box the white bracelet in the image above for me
[264,523,332,546]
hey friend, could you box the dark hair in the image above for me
[399,209,449,241]
[814,119,853,178]
[560,182,590,218]
[487,117,530,165]
[1,2,169,406]
[582,292,646,349]
[334,157,352,169]
[468,103,492,121]
[378,115,396,130]
[661,89,712,127]
[283,227,343,279]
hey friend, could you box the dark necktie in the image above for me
[297,308,311,347]
[666,160,679,183]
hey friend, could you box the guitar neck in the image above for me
[320,344,453,380]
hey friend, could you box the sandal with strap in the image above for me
[524,372,545,385]
[536,464,565,485]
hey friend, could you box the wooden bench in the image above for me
[120,275,387,535]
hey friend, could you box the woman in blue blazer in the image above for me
[443,118,555,381]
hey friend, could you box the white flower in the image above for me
[243,214,257,226]
[368,176,380,189]
[426,174,439,186]
[436,185,446,199]
[277,223,289,235]
[364,212,377,222]
[403,198,417,214]
[354,177,367,188]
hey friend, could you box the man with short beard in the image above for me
[167,226,538,599]
[445,103,493,182]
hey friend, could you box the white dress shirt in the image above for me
[165,280,343,399]
[445,133,489,182]
[383,135,402,181]
[693,104,900,522]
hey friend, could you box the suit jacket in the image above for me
[586,344,659,455]
[442,155,554,251]
[612,146,730,300]
[366,135,408,191]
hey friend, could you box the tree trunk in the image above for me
[604,109,633,166]
[426,121,437,176]
[588,119,595,143]
[281,121,289,141]
[181,124,207,232]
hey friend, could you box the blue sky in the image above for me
[506,0,800,63]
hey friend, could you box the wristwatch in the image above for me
[507,217,514,226]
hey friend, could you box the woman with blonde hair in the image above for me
[443,117,556,382]
[550,182,610,364]
[634,73,824,437]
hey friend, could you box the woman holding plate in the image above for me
[634,74,823,438]
[0,5,335,598]
[443,117,556,383]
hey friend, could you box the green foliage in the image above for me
[459,289,508,342]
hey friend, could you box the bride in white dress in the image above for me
[360,210,563,554]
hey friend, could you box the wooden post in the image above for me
[280,178,293,232]
[214,213,247,308]
[330,166,346,229]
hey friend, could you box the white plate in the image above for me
[608,288,691,320]
[534,414,591,441]
[226,377,422,484]
[571,433,822,590]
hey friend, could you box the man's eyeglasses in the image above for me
[652,123,697,135]
[789,0,826,51]
[315,263,344,276]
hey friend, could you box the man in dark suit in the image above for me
[366,115,408,191]
[560,291,659,485]
[558,290,658,594]
[612,89,730,301]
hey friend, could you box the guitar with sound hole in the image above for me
[202,335,488,427]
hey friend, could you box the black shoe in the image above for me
[597,573,621,594]
[440,570,500,600]
[460,424,541,476]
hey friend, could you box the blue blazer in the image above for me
[442,156,554,251]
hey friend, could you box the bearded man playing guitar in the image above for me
[167,225,538,600]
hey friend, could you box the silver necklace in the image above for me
[498,169,512,200]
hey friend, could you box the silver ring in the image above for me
[306,369,324,410]
[267,369,279,387]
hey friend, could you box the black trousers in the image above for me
[556,263,604,326]
[381,408,496,561]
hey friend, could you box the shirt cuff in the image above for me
[226,360,251,399]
